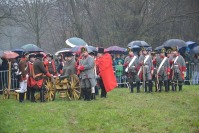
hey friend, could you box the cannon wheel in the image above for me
[45,78,56,101]
[69,75,81,100]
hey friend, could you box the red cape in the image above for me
[96,53,117,92]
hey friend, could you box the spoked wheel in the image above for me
[45,77,56,101]
[69,74,81,100]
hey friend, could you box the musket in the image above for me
[142,61,145,91]
[156,67,159,92]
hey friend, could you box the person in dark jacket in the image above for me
[31,53,52,102]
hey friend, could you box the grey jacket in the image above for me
[79,55,95,79]
[62,57,77,76]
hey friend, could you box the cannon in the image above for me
[43,74,81,101]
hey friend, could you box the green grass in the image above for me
[0,86,199,133]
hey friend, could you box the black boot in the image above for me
[83,88,87,101]
[40,88,45,102]
[145,81,148,92]
[136,81,140,93]
[164,80,168,92]
[178,81,182,91]
[19,93,24,103]
[148,80,152,93]
[167,80,170,91]
[87,89,91,101]
[130,83,134,93]
[26,88,30,100]
[31,89,36,102]
[19,93,22,103]
[159,80,162,92]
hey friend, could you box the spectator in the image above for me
[192,54,199,84]
[115,61,123,87]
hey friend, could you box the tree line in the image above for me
[0,0,199,53]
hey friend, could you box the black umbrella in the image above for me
[21,44,44,52]
[105,46,126,54]
[192,46,199,54]
[12,48,24,56]
[128,40,150,47]
[186,41,198,49]
[154,45,164,51]
[162,39,187,48]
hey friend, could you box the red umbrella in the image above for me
[2,51,19,59]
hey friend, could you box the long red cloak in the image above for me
[96,53,117,92]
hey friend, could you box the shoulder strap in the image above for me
[125,56,137,72]
[157,57,167,74]
[144,55,150,64]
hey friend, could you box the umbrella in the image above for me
[21,44,44,52]
[2,51,19,59]
[106,46,126,54]
[65,37,88,47]
[0,50,4,57]
[12,48,24,56]
[191,46,199,54]
[154,45,164,51]
[55,48,71,56]
[186,41,198,49]
[69,46,96,54]
[127,40,150,47]
[162,39,187,48]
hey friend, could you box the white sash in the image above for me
[157,57,167,74]
[144,55,150,64]
[171,56,179,69]
[137,55,150,76]
[125,56,137,72]
[174,56,179,64]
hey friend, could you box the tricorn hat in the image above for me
[167,49,172,54]
[161,48,166,53]
[35,53,44,58]
[172,46,178,51]
[28,53,36,59]
[141,47,146,51]
[64,52,74,57]
[81,47,87,53]
[46,53,53,59]
[127,47,132,52]
[98,47,104,54]
[22,52,29,57]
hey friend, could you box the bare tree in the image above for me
[13,0,54,47]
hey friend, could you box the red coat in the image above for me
[96,53,117,92]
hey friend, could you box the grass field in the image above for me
[0,85,199,133]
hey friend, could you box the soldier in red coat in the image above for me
[31,53,52,102]
[18,52,29,103]
[27,53,36,101]
[46,53,57,76]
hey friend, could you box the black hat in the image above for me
[22,52,29,57]
[64,52,74,57]
[46,53,53,59]
[35,53,44,58]
[28,53,36,59]
[81,47,87,53]
[98,47,104,54]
